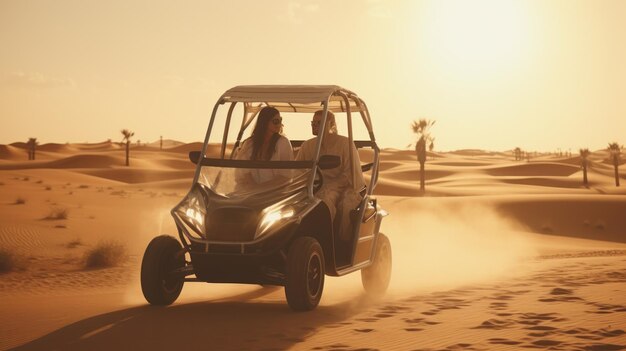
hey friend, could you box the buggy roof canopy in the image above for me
[221,85,367,113]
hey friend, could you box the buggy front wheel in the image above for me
[141,235,185,305]
[285,236,325,311]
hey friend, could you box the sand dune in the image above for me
[0,154,124,170]
[495,196,626,243]
[449,149,509,157]
[1,141,626,350]
[499,175,588,189]
[164,142,206,154]
[151,158,197,170]
[383,169,454,182]
[0,145,26,161]
[80,168,195,184]
[484,162,580,177]
[145,139,186,149]
[8,142,28,149]
[37,143,78,153]
[72,140,122,151]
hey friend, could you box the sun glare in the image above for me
[422,0,531,76]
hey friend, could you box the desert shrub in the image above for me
[78,185,89,189]
[36,180,43,184]
[45,186,52,191]
[15,197,26,205]
[44,208,69,220]
[0,248,27,273]
[0,182,5,186]
[84,241,127,269]
[22,177,29,181]
[67,239,83,249]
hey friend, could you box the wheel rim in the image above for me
[307,252,322,298]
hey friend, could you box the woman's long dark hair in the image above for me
[249,106,281,160]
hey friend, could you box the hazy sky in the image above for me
[1,0,625,151]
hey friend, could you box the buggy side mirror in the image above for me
[318,155,340,170]
[189,151,201,164]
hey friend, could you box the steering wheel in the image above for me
[313,167,324,193]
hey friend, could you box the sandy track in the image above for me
[289,253,626,351]
[2,143,626,350]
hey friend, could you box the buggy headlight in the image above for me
[255,193,310,239]
[257,206,295,237]
[175,187,207,237]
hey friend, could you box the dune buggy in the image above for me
[141,85,391,311]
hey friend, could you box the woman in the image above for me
[235,106,293,185]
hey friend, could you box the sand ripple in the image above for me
[0,226,46,250]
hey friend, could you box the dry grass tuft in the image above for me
[45,186,52,191]
[84,241,127,269]
[44,207,69,220]
[0,247,27,273]
[78,185,89,189]
[67,238,83,249]
[15,197,26,205]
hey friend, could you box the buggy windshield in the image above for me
[196,159,313,199]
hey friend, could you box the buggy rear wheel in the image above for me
[141,235,185,305]
[285,236,325,311]
[361,233,391,296]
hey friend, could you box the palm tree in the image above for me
[411,119,435,193]
[428,139,435,160]
[27,138,38,160]
[513,147,522,161]
[121,129,134,166]
[608,142,621,187]
[579,148,590,187]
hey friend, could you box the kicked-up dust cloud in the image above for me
[380,197,536,296]
[124,197,537,306]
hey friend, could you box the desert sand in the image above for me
[1,141,625,351]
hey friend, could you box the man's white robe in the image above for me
[296,133,365,239]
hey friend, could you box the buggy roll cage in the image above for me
[192,85,380,198]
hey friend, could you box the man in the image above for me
[296,109,365,239]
